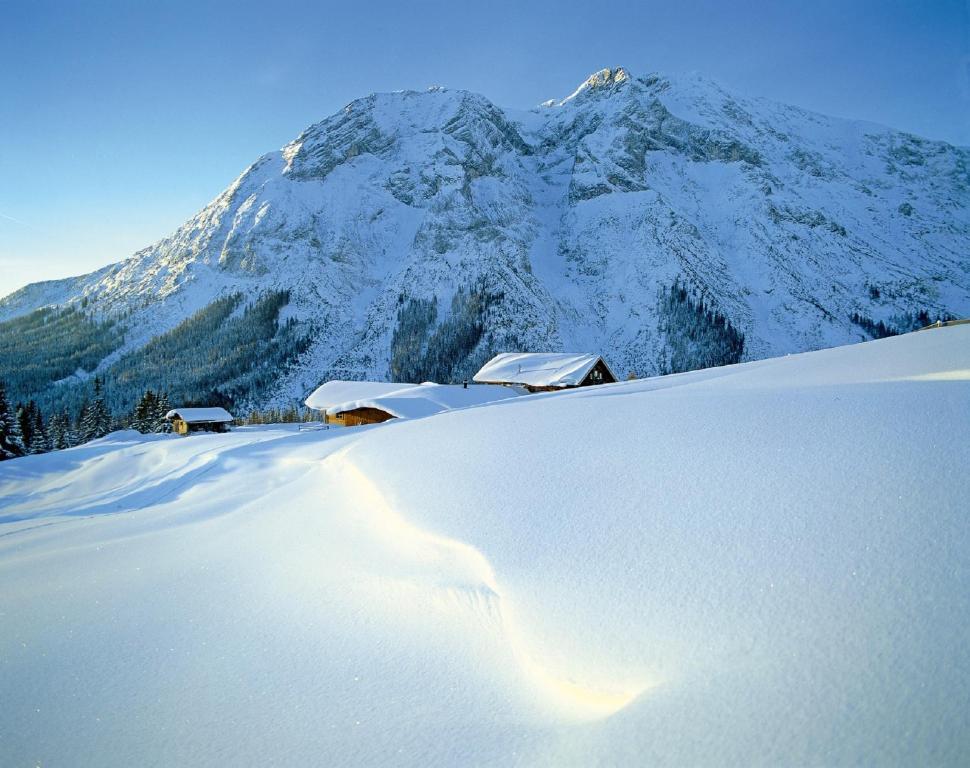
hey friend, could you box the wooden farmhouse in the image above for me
[473,352,618,393]
[305,381,412,426]
[165,407,234,435]
[304,380,522,427]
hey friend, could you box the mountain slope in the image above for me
[2,67,968,413]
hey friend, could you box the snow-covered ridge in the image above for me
[1,66,968,410]
[1,328,968,764]
[559,66,631,104]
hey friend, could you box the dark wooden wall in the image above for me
[335,407,396,426]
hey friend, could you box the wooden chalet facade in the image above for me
[524,358,616,392]
[325,407,396,427]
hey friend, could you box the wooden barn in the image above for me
[473,352,618,393]
[305,381,412,426]
[326,406,396,427]
[165,407,234,435]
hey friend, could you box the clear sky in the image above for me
[1,0,968,299]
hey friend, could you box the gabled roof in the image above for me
[305,380,522,420]
[304,381,416,412]
[473,352,616,388]
[165,407,234,423]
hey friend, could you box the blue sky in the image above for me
[1,0,968,298]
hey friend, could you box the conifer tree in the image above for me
[28,406,48,454]
[0,380,20,460]
[16,402,34,449]
[152,393,172,433]
[61,410,78,448]
[9,405,26,456]
[80,377,112,441]
[131,390,158,433]
[49,413,68,451]
[78,403,95,443]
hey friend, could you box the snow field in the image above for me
[1,327,969,765]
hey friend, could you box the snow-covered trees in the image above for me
[78,377,112,442]
[130,390,172,433]
[0,291,309,424]
[657,279,745,375]
[108,290,309,414]
[47,412,72,450]
[389,283,499,383]
[850,309,955,340]
[0,380,21,460]
[0,306,123,412]
[14,401,49,454]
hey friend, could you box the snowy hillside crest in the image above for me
[1,66,968,414]
[560,66,632,104]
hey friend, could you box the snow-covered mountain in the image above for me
[3,67,968,409]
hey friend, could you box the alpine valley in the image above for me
[2,67,968,414]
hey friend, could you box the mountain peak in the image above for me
[561,66,632,103]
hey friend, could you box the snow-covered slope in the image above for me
[2,327,969,765]
[2,67,969,409]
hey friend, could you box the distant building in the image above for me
[919,318,970,331]
[473,352,618,392]
[304,380,522,426]
[165,407,234,435]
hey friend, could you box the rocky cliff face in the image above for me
[2,67,968,411]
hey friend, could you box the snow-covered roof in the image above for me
[305,380,522,420]
[165,407,234,423]
[473,352,615,388]
[304,381,416,412]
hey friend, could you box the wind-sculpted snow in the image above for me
[1,67,968,412]
[1,328,969,765]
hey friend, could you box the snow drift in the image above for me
[1,326,969,765]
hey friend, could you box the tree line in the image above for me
[389,280,502,383]
[0,375,325,461]
[0,378,170,460]
[656,278,746,374]
[849,309,954,339]
[0,379,112,460]
[0,290,312,421]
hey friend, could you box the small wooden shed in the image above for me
[165,407,234,435]
[473,352,618,393]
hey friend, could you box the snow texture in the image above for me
[305,380,522,419]
[304,380,417,411]
[1,327,969,766]
[473,352,612,388]
[164,407,234,423]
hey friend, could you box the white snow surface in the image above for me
[304,380,417,411]
[2,327,970,766]
[473,352,612,388]
[164,406,234,423]
[305,380,521,418]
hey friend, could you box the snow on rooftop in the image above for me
[473,352,612,388]
[306,380,522,419]
[305,380,415,411]
[164,407,234,423]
